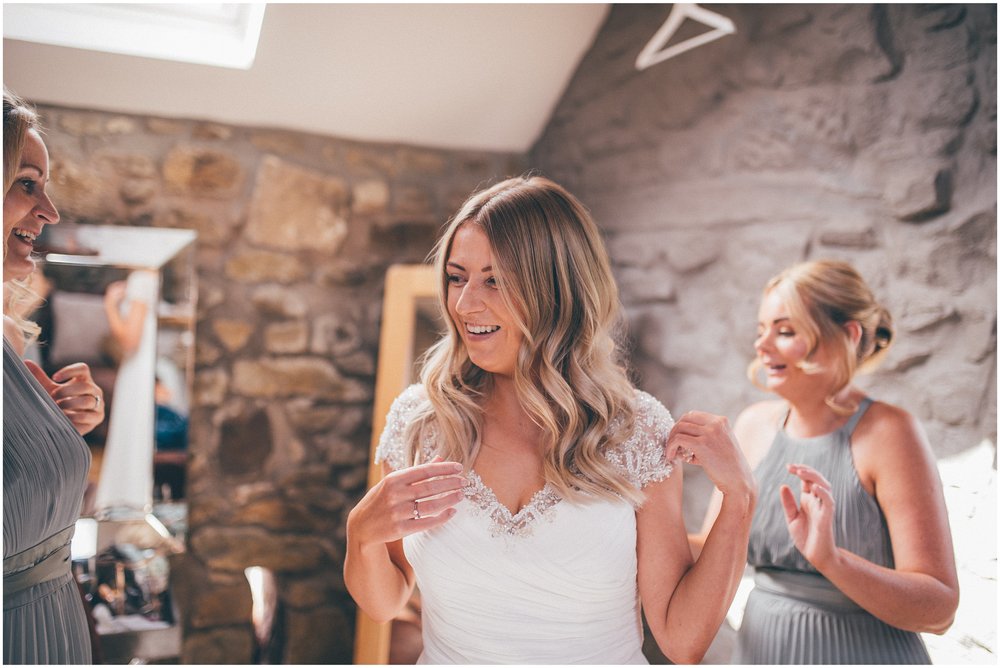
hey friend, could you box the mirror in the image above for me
[29,223,196,663]
[35,223,197,518]
[354,264,443,664]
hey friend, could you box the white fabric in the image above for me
[95,269,159,513]
[376,384,676,664]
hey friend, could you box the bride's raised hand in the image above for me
[779,463,837,568]
[348,457,465,547]
[666,411,755,499]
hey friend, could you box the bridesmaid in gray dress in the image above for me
[4,89,102,664]
[695,260,959,664]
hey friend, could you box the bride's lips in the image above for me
[465,323,500,337]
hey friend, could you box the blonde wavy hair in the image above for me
[3,87,43,344]
[748,259,894,415]
[402,175,644,504]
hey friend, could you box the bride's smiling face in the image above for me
[445,223,523,377]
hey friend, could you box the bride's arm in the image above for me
[638,412,756,664]
[344,460,464,622]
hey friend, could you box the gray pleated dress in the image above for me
[734,398,931,664]
[4,337,92,664]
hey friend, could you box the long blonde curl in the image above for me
[403,175,643,505]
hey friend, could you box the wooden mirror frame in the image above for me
[353,264,439,664]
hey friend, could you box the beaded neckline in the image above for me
[463,470,562,539]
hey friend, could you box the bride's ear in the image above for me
[843,320,862,348]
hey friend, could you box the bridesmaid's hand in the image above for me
[780,463,838,568]
[666,411,755,499]
[24,360,105,436]
[347,457,465,549]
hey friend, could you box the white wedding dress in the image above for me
[376,384,676,664]
[95,269,159,513]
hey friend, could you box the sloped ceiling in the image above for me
[3,3,610,152]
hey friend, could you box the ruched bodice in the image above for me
[747,398,894,572]
[376,384,676,664]
[4,336,92,663]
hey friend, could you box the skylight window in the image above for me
[3,3,266,70]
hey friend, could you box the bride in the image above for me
[345,175,756,664]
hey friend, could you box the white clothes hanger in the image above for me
[635,3,736,70]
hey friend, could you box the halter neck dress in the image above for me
[3,336,92,663]
[735,397,931,664]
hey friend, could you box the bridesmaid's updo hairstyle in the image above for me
[749,259,894,414]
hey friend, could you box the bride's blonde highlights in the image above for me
[404,175,643,505]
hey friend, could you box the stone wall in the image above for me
[531,3,997,528]
[28,3,996,662]
[35,104,523,663]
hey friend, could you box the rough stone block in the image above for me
[316,435,369,466]
[195,340,223,366]
[616,266,677,304]
[398,148,448,174]
[190,527,328,573]
[212,318,255,352]
[246,156,349,253]
[311,314,362,356]
[394,185,435,216]
[154,206,233,246]
[345,148,396,175]
[334,349,376,376]
[219,408,273,475]
[146,117,188,135]
[119,179,157,206]
[194,368,229,407]
[818,224,879,248]
[286,403,368,436]
[886,166,952,221]
[225,249,307,283]
[250,285,308,319]
[49,156,116,220]
[193,123,234,141]
[352,179,390,215]
[907,70,978,129]
[163,146,244,198]
[231,498,315,532]
[189,582,254,629]
[265,321,309,354]
[231,357,371,401]
[95,152,157,179]
[250,131,306,154]
[58,112,105,136]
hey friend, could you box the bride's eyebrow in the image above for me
[446,261,494,273]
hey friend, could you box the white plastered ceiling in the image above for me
[3,3,610,152]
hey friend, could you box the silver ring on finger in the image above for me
[92,394,102,411]
[412,500,421,520]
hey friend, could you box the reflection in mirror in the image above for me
[354,264,444,664]
[34,223,196,663]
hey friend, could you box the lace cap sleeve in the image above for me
[606,389,677,491]
[374,384,427,472]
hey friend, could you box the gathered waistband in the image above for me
[4,525,76,596]
[753,567,864,613]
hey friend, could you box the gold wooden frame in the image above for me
[353,264,439,664]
